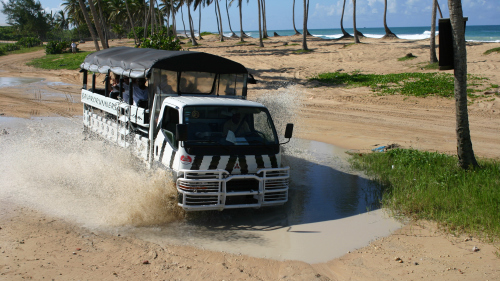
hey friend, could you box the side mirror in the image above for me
[176,124,188,142]
[247,73,257,84]
[284,123,294,139]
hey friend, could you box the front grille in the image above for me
[226,179,259,192]
[184,194,219,205]
[225,195,258,205]
[178,180,220,192]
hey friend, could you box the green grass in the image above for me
[422,62,440,70]
[200,32,215,36]
[7,45,45,55]
[310,71,487,98]
[26,51,92,70]
[350,148,500,239]
[491,84,499,89]
[398,55,417,61]
[484,47,500,55]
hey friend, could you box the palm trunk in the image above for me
[171,0,177,38]
[292,0,300,35]
[78,0,100,51]
[180,5,188,37]
[125,0,139,45]
[261,0,268,38]
[340,0,351,38]
[448,0,478,169]
[216,0,224,42]
[187,2,198,45]
[382,0,397,39]
[437,1,443,18]
[87,0,107,49]
[302,0,308,50]
[198,7,203,39]
[225,0,237,37]
[257,0,263,47]
[238,0,245,41]
[430,0,438,63]
[96,0,109,47]
[353,0,360,43]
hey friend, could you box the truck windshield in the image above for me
[183,106,278,146]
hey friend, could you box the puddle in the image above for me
[0,77,45,87]
[0,117,402,264]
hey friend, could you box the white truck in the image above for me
[80,47,293,211]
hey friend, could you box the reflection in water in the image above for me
[171,139,383,232]
[0,77,44,87]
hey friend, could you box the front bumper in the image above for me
[176,167,289,211]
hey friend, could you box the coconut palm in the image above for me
[353,0,360,43]
[382,0,397,39]
[186,0,198,45]
[339,0,351,38]
[78,0,100,50]
[302,0,308,50]
[292,0,300,35]
[125,0,140,45]
[55,10,69,30]
[225,0,238,38]
[448,0,478,169]
[87,0,108,48]
[261,0,268,38]
[229,0,250,41]
[257,0,264,47]
[430,0,438,63]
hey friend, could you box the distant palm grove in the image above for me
[0,0,402,50]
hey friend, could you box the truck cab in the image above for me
[80,47,292,211]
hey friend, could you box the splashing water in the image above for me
[253,84,304,141]
[0,117,184,229]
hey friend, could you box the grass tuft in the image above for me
[484,47,500,55]
[422,62,440,70]
[350,148,500,239]
[310,71,487,98]
[27,51,92,70]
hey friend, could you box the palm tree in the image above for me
[448,0,478,169]
[215,0,224,41]
[430,0,438,63]
[261,0,268,38]
[78,0,100,50]
[353,0,360,43]
[257,0,263,47]
[87,0,108,48]
[225,0,238,38]
[339,0,351,38]
[302,0,308,50]
[229,0,249,41]
[186,0,198,45]
[382,0,397,39]
[180,4,189,37]
[55,10,69,30]
[292,0,300,35]
[125,0,140,45]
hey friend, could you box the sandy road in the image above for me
[1,36,499,280]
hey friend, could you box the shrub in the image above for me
[140,30,181,51]
[45,41,70,54]
[17,37,42,48]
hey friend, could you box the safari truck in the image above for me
[80,47,293,211]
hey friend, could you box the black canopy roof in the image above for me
[80,47,248,78]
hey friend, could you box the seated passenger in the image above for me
[223,112,250,137]
[157,74,175,95]
[122,78,148,106]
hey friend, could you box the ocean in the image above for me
[224,25,500,43]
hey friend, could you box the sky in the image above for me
[1,0,499,30]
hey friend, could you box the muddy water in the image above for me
[0,77,45,87]
[0,117,402,263]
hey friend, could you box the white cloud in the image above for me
[388,0,397,13]
[314,3,336,17]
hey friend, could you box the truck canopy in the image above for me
[80,47,248,78]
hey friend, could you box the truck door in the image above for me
[153,105,180,169]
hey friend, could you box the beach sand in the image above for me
[0,35,499,280]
